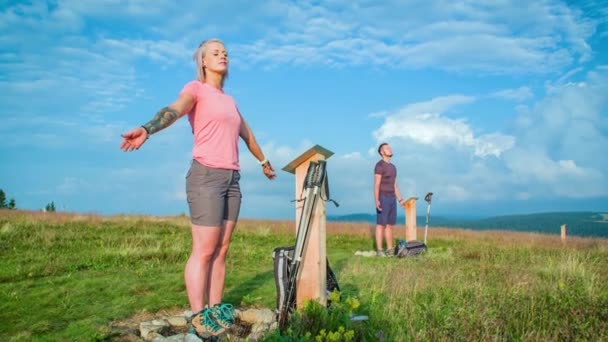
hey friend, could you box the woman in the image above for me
[120,39,276,338]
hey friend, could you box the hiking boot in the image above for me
[190,307,227,338]
[376,250,387,257]
[210,303,235,329]
[386,248,395,257]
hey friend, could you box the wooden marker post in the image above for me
[404,197,418,241]
[282,145,334,307]
[561,224,567,243]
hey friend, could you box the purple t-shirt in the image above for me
[374,160,397,195]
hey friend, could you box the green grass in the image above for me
[1,211,607,341]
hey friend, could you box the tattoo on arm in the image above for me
[142,107,180,135]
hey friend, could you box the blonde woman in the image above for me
[120,39,275,338]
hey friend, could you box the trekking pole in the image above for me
[424,192,433,245]
[292,162,319,259]
[279,161,325,329]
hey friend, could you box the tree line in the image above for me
[0,188,57,212]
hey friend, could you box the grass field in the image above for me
[1,210,607,341]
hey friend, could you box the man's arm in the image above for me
[374,174,382,211]
[395,178,405,206]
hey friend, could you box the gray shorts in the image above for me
[185,160,242,226]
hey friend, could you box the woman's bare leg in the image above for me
[207,219,236,306]
[184,224,222,313]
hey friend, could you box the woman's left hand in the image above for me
[262,161,276,180]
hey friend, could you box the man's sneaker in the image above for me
[386,248,395,257]
[210,303,235,328]
[376,250,387,257]
[190,307,226,338]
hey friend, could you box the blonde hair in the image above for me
[193,38,228,86]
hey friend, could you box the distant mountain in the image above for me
[328,212,608,238]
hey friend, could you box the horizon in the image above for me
[1,1,607,219]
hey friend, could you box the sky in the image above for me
[1,0,607,220]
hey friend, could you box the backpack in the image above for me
[273,246,340,313]
[395,239,427,257]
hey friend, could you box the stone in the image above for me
[251,323,268,335]
[354,250,377,257]
[166,316,187,327]
[145,331,164,341]
[256,308,275,325]
[154,333,202,342]
[268,321,278,331]
[247,332,264,342]
[140,319,170,340]
[115,306,278,341]
[237,308,275,325]
[237,309,257,324]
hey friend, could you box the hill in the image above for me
[328,211,608,238]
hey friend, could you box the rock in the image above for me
[250,323,268,335]
[184,334,203,342]
[268,321,278,331]
[237,309,257,324]
[140,319,170,340]
[237,308,274,325]
[115,306,277,341]
[355,250,377,257]
[247,332,264,342]
[257,308,275,325]
[154,333,202,342]
[145,331,164,341]
[167,316,188,327]
[350,314,369,323]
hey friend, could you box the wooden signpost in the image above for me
[404,197,418,241]
[282,144,334,307]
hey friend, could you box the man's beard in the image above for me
[384,153,393,158]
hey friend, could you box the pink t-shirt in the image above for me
[180,81,242,170]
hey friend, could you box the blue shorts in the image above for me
[376,194,397,226]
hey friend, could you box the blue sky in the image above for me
[1,0,607,219]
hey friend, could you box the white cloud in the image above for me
[1,1,604,127]
[3,1,604,76]
[1,1,606,217]
[363,65,608,207]
[373,96,515,158]
[503,65,608,197]
[474,133,517,158]
[228,1,604,74]
[98,39,191,66]
[490,87,534,101]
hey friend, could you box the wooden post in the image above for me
[561,224,567,243]
[282,145,334,308]
[404,197,418,241]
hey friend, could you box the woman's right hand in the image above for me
[120,127,148,152]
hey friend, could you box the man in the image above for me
[374,143,406,257]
